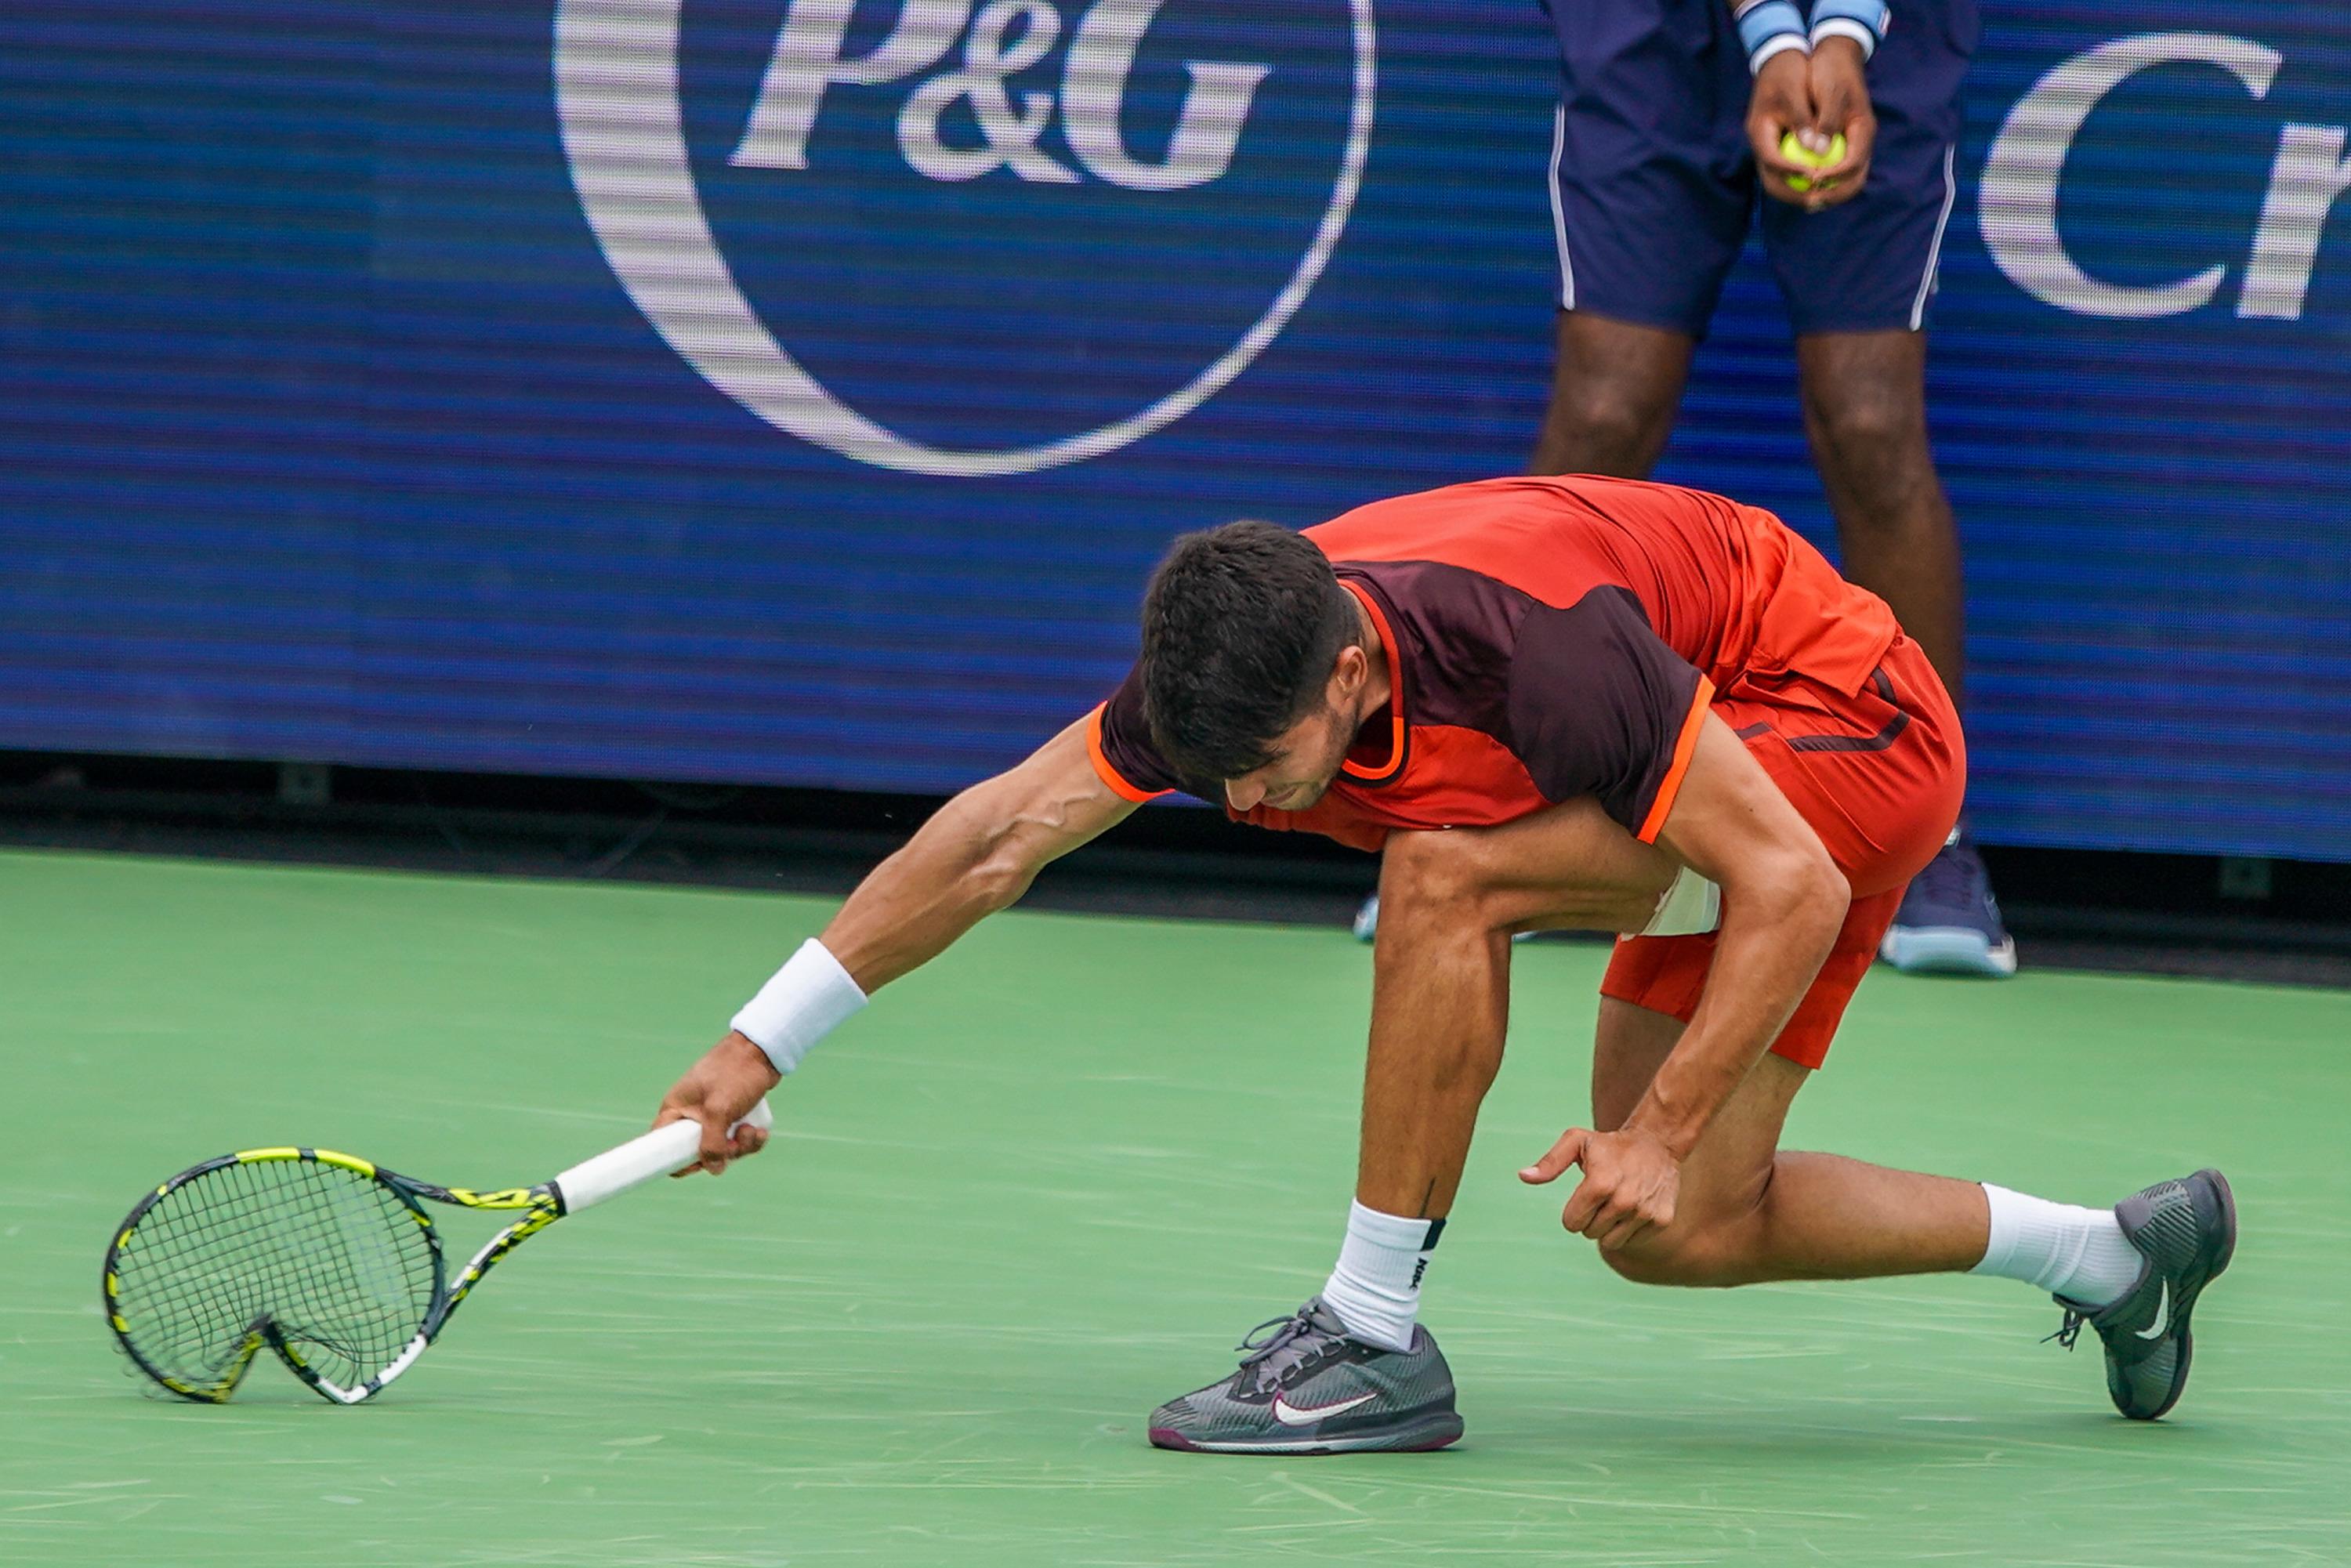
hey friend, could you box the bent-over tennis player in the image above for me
[650,474,2234,1453]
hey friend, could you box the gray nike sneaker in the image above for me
[2049,1168,2237,1420]
[1147,1298,1464,1454]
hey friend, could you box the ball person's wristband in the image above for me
[1809,0,1889,60]
[1735,0,1808,74]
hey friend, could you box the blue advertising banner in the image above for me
[2,3,2346,858]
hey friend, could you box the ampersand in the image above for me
[898,0,1080,184]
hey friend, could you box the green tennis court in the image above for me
[4,848,2346,1565]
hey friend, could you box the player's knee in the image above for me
[1599,1222,1730,1288]
[1802,382,1924,467]
[1540,382,1672,475]
[1594,1180,1775,1287]
[1378,829,1494,924]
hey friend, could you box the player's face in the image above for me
[1223,694,1357,814]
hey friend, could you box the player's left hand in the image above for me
[1799,36,1877,210]
[1519,1126,1682,1252]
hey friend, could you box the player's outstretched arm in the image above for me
[656,714,1141,1171]
[820,712,1140,990]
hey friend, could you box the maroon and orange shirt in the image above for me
[1087,475,1901,853]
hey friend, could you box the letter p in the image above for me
[734,0,972,169]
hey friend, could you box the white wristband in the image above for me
[730,938,867,1075]
[1748,31,1809,74]
[1809,17,1878,59]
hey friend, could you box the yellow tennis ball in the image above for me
[1779,131,1849,192]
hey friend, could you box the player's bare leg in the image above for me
[1537,998,2235,1418]
[1531,311,1697,478]
[1580,1000,1987,1285]
[1357,798,1976,1269]
[1356,802,1675,1220]
[1362,802,2222,1414]
[1150,800,1678,1454]
[1797,328,2013,976]
[1152,802,2232,1450]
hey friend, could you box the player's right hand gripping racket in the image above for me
[101,1104,771,1404]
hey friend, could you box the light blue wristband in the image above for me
[1809,0,1890,59]
[1735,0,1809,73]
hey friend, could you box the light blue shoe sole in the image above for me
[1880,925,2019,977]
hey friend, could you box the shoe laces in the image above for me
[2044,1309,2086,1351]
[1911,835,1988,911]
[1235,1305,1344,1393]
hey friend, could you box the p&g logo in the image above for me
[734,0,1268,190]
[554,0,1375,476]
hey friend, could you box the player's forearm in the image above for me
[715,719,1129,1081]
[819,773,1089,993]
[1622,859,1848,1159]
[705,804,1017,1089]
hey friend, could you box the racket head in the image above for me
[103,1148,447,1403]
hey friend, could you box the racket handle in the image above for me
[552,1099,774,1214]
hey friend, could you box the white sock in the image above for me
[1320,1200,1444,1352]
[1970,1183,2143,1306]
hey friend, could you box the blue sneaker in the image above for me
[1881,824,2017,976]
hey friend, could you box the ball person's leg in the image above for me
[1797,330,1965,700]
[1533,313,1699,480]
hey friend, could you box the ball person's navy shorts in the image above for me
[1543,0,1978,335]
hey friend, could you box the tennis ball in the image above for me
[1779,130,1849,192]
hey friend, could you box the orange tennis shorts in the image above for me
[1600,633,1965,1069]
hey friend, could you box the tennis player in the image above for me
[1500,0,2016,976]
[655,475,2233,1453]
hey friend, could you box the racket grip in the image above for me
[552,1099,774,1214]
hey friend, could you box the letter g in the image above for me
[1062,0,1270,192]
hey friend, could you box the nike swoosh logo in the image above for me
[2135,1279,2172,1341]
[1272,1391,1377,1426]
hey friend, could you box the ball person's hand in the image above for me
[654,1030,781,1176]
[1747,47,1823,206]
[1797,36,1877,208]
[1520,1126,1683,1252]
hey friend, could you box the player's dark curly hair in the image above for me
[1138,521,1362,784]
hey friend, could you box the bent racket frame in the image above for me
[103,1103,770,1405]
